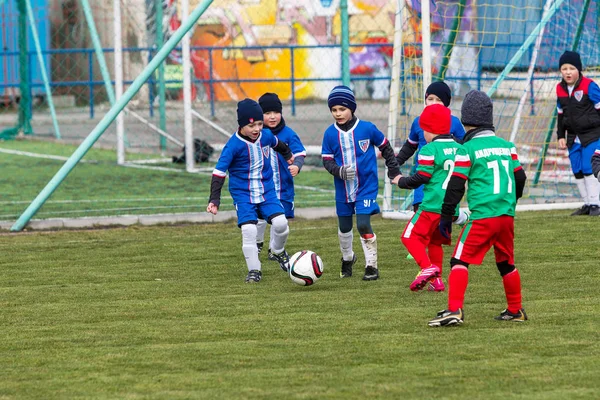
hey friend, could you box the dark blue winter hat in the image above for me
[559,50,582,72]
[425,81,452,107]
[327,85,357,113]
[258,92,283,114]
[237,98,264,127]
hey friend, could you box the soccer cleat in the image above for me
[495,308,528,322]
[245,269,262,283]
[589,205,600,216]
[270,250,290,272]
[406,254,414,260]
[428,277,445,292]
[256,242,264,254]
[340,254,357,278]
[570,205,591,216]
[428,309,464,327]
[363,266,379,281]
[410,266,441,291]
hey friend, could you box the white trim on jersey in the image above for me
[338,122,359,202]
[270,148,281,199]
[594,101,600,109]
[212,169,226,178]
[248,141,265,203]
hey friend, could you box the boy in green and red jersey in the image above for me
[428,90,528,327]
[393,104,463,292]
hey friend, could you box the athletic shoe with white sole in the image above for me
[494,308,528,322]
[428,309,464,327]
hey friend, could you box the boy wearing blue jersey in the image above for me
[255,93,307,258]
[395,81,467,291]
[207,99,295,283]
[321,86,401,281]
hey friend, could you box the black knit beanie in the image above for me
[425,81,452,107]
[258,93,283,114]
[559,50,582,72]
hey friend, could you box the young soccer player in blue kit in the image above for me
[255,93,307,257]
[395,81,467,291]
[207,99,294,283]
[321,86,401,281]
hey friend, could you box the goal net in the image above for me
[383,0,600,218]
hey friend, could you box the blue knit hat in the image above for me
[237,98,264,127]
[327,85,357,113]
[258,92,283,114]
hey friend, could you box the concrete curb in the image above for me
[0,207,336,232]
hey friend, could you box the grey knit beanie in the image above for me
[461,90,494,127]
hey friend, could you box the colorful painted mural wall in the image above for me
[147,0,476,102]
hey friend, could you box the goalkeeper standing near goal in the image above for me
[556,50,600,216]
[395,81,467,291]
[428,90,528,327]
[321,85,401,281]
[207,99,295,283]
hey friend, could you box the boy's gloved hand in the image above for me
[339,166,356,180]
[439,217,453,239]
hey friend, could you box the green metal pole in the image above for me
[532,0,590,186]
[11,0,215,232]
[79,0,116,104]
[340,0,350,86]
[487,0,565,97]
[18,0,31,134]
[435,0,466,81]
[25,0,60,139]
[156,0,167,151]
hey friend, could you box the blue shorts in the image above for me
[235,198,285,227]
[336,199,380,217]
[413,185,424,205]
[568,139,600,175]
[280,199,295,219]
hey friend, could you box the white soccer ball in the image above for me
[288,250,324,286]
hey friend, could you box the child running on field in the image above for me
[393,104,463,292]
[555,50,600,216]
[255,93,307,258]
[428,90,528,327]
[321,85,401,281]
[207,98,294,283]
[395,81,467,291]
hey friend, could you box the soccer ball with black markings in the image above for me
[288,250,324,286]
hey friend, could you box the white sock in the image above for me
[338,230,354,261]
[256,219,267,243]
[270,215,289,254]
[584,175,600,206]
[360,234,378,269]
[241,224,261,271]
[268,224,276,252]
[575,178,588,204]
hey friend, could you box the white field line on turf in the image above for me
[0,147,96,162]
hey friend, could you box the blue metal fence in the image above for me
[0,42,549,119]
